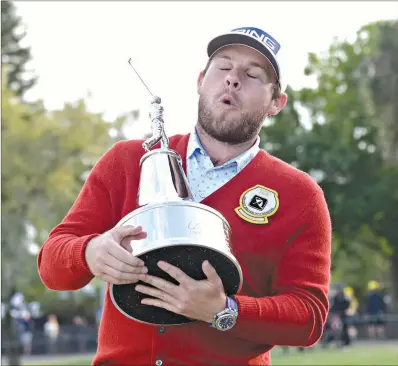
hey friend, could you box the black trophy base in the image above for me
[110,245,241,325]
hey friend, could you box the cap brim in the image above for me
[207,33,280,82]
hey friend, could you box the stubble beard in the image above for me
[197,95,269,145]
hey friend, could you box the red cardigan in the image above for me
[38,133,332,365]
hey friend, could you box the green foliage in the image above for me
[1,0,37,97]
[36,290,100,323]
[331,226,391,300]
[356,20,398,165]
[261,19,398,303]
[1,70,134,304]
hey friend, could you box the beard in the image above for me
[197,95,269,145]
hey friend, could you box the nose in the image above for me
[224,71,241,91]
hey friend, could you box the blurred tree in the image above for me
[1,69,37,366]
[356,20,398,306]
[1,69,138,364]
[2,75,135,294]
[0,5,141,364]
[358,20,398,165]
[261,20,398,304]
[332,226,391,301]
[1,0,37,97]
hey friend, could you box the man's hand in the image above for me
[136,260,226,323]
[85,225,148,285]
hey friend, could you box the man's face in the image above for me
[197,45,286,144]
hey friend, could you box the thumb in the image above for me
[202,260,222,285]
[112,225,144,242]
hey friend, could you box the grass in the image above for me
[24,342,398,366]
[271,343,398,365]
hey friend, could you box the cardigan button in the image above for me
[155,360,163,366]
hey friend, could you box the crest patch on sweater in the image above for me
[235,184,279,224]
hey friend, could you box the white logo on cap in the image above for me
[233,28,279,54]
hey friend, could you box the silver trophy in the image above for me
[109,60,243,326]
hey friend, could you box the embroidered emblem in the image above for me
[235,184,279,224]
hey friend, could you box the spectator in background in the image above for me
[330,284,351,347]
[72,315,89,353]
[44,314,59,354]
[19,310,33,355]
[344,286,358,340]
[365,280,387,340]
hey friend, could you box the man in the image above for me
[38,26,332,365]
[330,284,351,347]
[19,310,34,356]
[365,281,387,340]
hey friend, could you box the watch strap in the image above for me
[228,296,238,312]
[209,296,238,329]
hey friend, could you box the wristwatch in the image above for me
[210,296,239,331]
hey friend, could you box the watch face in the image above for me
[217,314,236,331]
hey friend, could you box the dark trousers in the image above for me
[341,317,350,346]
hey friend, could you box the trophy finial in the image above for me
[127,58,169,152]
[142,96,169,152]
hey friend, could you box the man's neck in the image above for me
[194,123,258,167]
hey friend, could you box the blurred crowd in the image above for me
[1,280,393,357]
[1,293,97,357]
[281,280,392,354]
[16,313,93,356]
[321,280,389,348]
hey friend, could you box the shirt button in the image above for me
[155,360,163,366]
[158,326,165,333]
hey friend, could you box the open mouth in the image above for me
[220,95,236,107]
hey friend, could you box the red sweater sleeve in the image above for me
[232,185,332,347]
[37,144,119,291]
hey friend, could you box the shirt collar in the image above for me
[187,128,260,172]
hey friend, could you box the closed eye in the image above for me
[220,68,231,71]
[247,73,256,79]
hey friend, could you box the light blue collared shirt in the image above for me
[186,129,260,202]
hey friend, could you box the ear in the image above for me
[267,93,288,116]
[197,71,205,94]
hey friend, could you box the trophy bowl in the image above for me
[109,200,243,326]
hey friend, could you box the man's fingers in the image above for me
[202,260,222,285]
[101,264,141,282]
[140,298,180,315]
[138,273,179,296]
[108,241,145,267]
[157,261,194,287]
[120,232,147,252]
[135,284,178,306]
[112,225,145,242]
[103,254,148,275]
[100,273,137,285]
